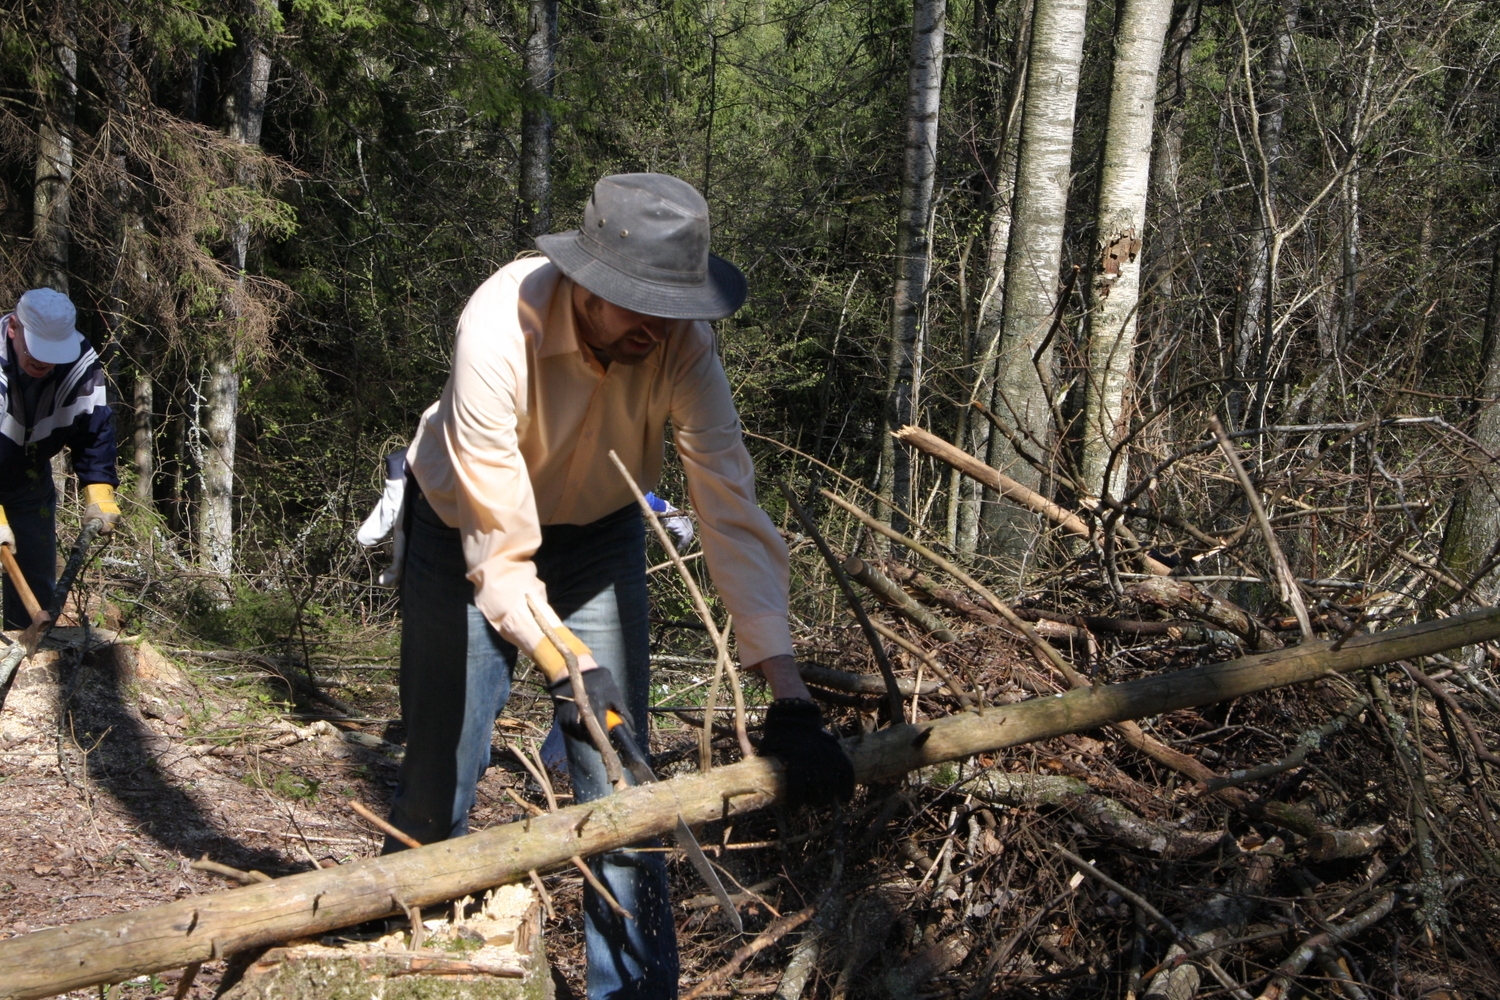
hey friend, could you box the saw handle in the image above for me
[604,708,658,787]
[0,544,49,628]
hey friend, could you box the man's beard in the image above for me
[602,335,658,365]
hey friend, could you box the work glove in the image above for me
[548,667,633,744]
[0,505,13,550]
[662,510,694,550]
[357,457,407,547]
[758,698,855,808]
[644,491,694,550]
[82,484,121,535]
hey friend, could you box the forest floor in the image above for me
[3,567,1500,999]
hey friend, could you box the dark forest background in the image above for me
[3,0,1499,631]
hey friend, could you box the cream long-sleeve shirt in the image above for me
[406,256,792,666]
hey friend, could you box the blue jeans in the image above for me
[0,474,57,630]
[388,490,679,999]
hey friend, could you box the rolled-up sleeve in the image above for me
[670,327,793,665]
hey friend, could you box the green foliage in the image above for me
[290,0,382,31]
[196,186,299,244]
[270,771,322,801]
[245,768,322,800]
[182,584,308,651]
[134,0,238,54]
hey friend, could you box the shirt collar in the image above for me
[535,276,583,360]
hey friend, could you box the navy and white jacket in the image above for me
[1,313,119,489]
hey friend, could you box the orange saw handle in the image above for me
[604,709,655,784]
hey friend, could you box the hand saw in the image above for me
[606,709,744,934]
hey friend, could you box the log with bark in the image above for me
[1126,576,1284,651]
[842,555,959,643]
[892,424,1172,575]
[881,562,1215,641]
[3,606,1498,999]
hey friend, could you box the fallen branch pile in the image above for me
[3,608,1497,999]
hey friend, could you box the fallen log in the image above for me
[842,555,959,643]
[881,563,1216,642]
[884,563,1006,627]
[1126,576,1284,651]
[891,424,1172,576]
[963,771,1225,859]
[799,661,942,698]
[4,607,1499,999]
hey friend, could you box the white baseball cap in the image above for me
[13,288,84,365]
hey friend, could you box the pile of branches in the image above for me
[608,420,1500,999]
[16,411,1496,999]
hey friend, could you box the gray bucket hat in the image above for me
[535,173,747,321]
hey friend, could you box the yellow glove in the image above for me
[83,483,122,535]
[531,624,593,684]
[0,504,13,549]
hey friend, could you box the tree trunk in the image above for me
[200,5,271,583]
[104,14,156,502]
[1439,240,1500,604]
[982,0,1089,558]
[4,607,1499,1000]
[1144,3,1197,305]
[955,0,1033,555]
[1135,3,1197,423]
[132,347,155,501]
[1079,0,1174,503]
[197,357,239,580]
[518,0,558,237]
[882,0,947,533]
[32,0,77,292]
[1230,2,1297,430]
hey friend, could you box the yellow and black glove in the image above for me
[0,504,13,549]
[82,483,121,535]
[536,625,632,742]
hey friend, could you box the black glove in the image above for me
[548,668,632,744]
[758,698,855,808]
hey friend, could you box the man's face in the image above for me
[7,318,55,379]
[572,284,672,366]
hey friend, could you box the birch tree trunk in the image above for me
[200,4,271,583]
[518,0,558,237]
[982,0,1088,558]
[882,0,947,532]
[33,0,77,292]
[954,0,1033,555]
[1079,0,1174,503]
[1135,4,1198,423]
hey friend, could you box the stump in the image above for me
[220,884,553,1000]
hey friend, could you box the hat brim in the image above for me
[25,328,83,365]
[535,231,747,321]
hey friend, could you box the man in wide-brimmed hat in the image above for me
[1,288,120,629]
[387,173,853,998]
